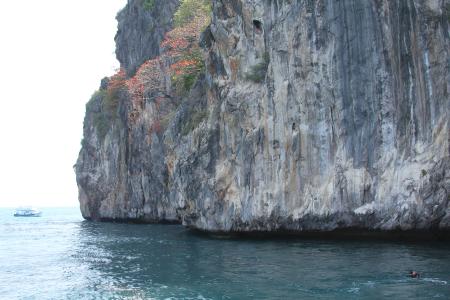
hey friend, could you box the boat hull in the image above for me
[14,212,42,217]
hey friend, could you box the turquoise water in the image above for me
[0,208,449,299]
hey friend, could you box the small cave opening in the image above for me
[292,123,296,131]
[253,20,263,33]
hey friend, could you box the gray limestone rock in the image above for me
[76,0,450,234]
[115,0,179,76]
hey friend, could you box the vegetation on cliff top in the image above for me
[88,0,211,140]
[113,0,210,103]
[105,70,127,112]
[163,0,211,96]
[173,0,211,27]
[87,89,115,141]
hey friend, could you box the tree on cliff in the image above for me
[98,0,211,133]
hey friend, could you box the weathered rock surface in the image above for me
[76,0,450,234]
[115,0,179,76]
[76,0,181,222]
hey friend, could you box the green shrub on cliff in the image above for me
[171,48,205,96]
[161,0,210,97]
[93,113,111,141]
[174,0,211,27]
[143,0,155,11]
[104,70,126,113]
[245,52,270,83]
[181,109,208,136]
[86,91,112,142]
[87,80,122,142]
[172,73,197,96]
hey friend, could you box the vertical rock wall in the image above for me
[180,0,449,232]
[76,0,181,222]
[76,0,450,233]
[115,0,179,76]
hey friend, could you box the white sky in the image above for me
[0,0,127,207]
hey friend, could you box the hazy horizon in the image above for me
[0,0,127,208]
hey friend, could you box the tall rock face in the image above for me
[76,0,450,233]
[115,0,179,76]
[181,0,450,232]
[76,0,182,222]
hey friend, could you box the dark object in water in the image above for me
[409,271,420,278]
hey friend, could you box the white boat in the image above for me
[14,207,42,217]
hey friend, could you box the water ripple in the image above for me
[1,208,450,299]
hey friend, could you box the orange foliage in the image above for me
[106,69,127,102]
[161,16,208,54]
[105,6,210,131]
[123,14,208,106]
[125,58,164,108]
[170,59,202,76]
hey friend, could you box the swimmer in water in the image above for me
[409,271,420,278]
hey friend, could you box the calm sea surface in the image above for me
[0,207,449,299]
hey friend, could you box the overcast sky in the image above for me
[0,0,127,207]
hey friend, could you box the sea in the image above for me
[0,207,449,300]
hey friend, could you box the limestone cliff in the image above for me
[115,0,179,76]
[76,0,450,233]
[76,0,182,222]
